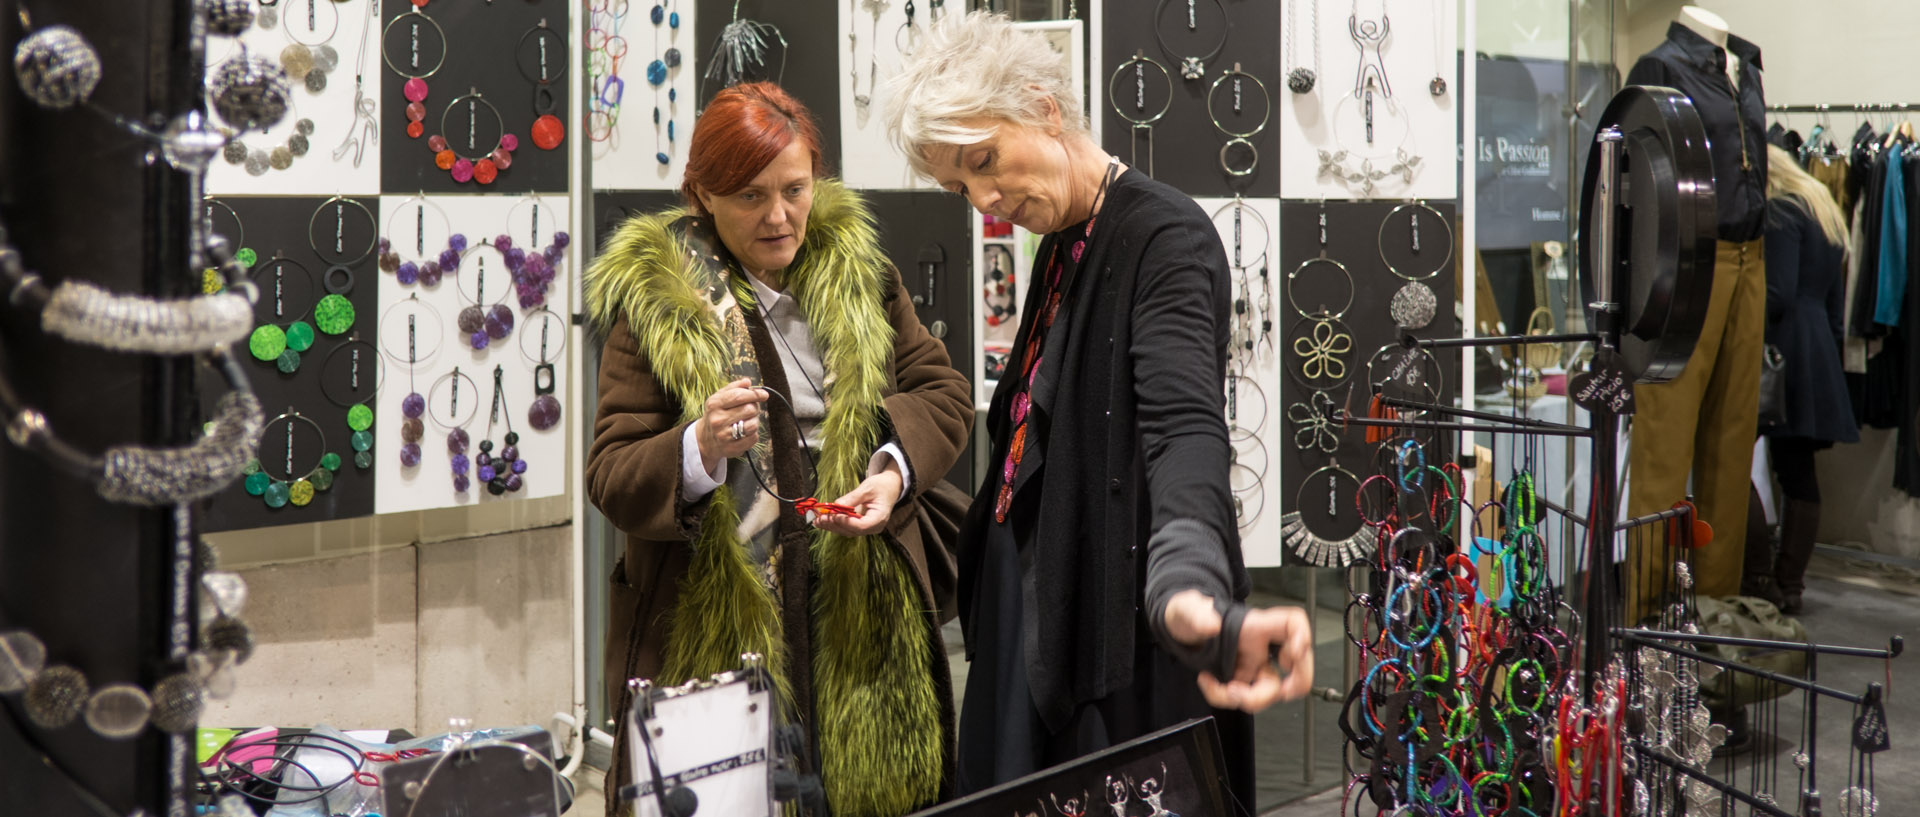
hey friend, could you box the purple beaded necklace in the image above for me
[456,239,516,350]
[476,365,530,496]
[428,366,480,493]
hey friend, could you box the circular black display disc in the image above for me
[1577,85,1717,384]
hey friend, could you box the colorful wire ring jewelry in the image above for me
[1206,63,1270,177]
[1378,200,1453,282]
[1287,255,1355,319]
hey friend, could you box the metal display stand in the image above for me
[1332,85,1903,815]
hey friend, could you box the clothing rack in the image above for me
[1768,103,1920,114]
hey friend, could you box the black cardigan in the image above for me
[957,169,1251,728]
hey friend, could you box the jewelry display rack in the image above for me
[1329,87,1905,816]
[2,0,206,814]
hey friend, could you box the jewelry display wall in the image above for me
[587,0,698,191]
[1277,0,1458,200]
[1276,200,1459,551]
[1099,0,1280,196]
[205,0,383,194]
[377,0,571,194]
[1197,196,1283,568]
[690,0,839,165]
[200,196,382,532]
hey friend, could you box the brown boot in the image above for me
[1773,498,1821,615]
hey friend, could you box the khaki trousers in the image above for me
[1625,238,1766,620]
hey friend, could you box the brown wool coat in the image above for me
[588,261,971,813]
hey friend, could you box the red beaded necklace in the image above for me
[992,159,1120,524]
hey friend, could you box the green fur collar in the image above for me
[585,180,943,816]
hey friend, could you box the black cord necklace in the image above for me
[1153,0,1228,80]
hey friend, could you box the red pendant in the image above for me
[472,158,498,185]
[531,114,565,150]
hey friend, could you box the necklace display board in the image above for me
[1198,196,1284,568]
[1099,0,1279,197]
[377,0,571,194]
[1,0,203,814]
[199,196,382,532]
[1277,0,1457,200]
[1274,200,1459,560]
[586,0,697,191]
[196,0,579,530]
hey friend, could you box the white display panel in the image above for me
[588,0,697,191]
[373,194,572,514]
[1196,196,1284,568]
[836,12,1086,190]
[1278,0,1458,200]
[205,0,384,197]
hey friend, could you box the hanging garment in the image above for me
[1873,143,1909,328]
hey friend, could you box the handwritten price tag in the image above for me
[1569,353,1636,415]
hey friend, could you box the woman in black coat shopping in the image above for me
[1746,144,1859,614]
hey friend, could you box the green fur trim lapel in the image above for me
[585,180,943,816]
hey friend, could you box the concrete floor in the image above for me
[568,552,1917,816]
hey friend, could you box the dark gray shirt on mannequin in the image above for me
[1625,21,1769,242]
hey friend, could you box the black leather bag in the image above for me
[1758,344,1788,430]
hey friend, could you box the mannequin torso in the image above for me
[1678,6,1740,86]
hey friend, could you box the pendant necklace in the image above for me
[243,408,336,509]
[1153,0,1228,80]
[1379,201,1450,331]
[1349,0,1392,104]
[519,17,569,151]
[1207,63,1270,177]
[1286,0,1319,93]
[330,0,380,167]
[427,89,517,185]
[1287,205,1354,392]
[501,194,569,311]
[429,366,479,492]
[246,252,318,373]
[1429,0,1448,96]
[585,0,628,143]
[307,194,377,298]
[383,293,444,471]
[321,334,381,471]
[476,365,529,496]
[378,194,465,288]
[275,0,342,96]
[456,239,515,350]
[852,0,889,114]
[381,1,446,142]
[1107,51,1171,177]
[645,0,680,163]
[521,307,565,432]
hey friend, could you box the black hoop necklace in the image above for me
[1153,0,1229,80]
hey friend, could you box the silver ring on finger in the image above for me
[730,420,745,441]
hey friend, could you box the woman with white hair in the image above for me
[886,12,1313,805]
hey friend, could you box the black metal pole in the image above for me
[1612,629,1903,660]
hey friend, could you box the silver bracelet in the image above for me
[38,279,254,355]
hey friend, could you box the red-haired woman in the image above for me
[584,82,972,816]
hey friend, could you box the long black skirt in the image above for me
[954,518,1257,815]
